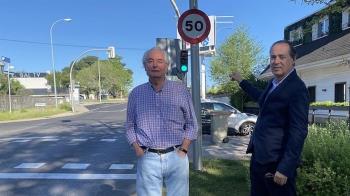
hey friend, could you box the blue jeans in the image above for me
[136,150,189,196]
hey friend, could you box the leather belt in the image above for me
[141,145,181,154]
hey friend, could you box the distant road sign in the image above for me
[178,9,211,44]
[1,56,11,63]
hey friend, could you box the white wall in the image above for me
[298,65,350,102]
[14,77,50,90]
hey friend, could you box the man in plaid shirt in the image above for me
[126,47,198,196]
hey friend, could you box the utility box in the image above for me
[210,111,231,144]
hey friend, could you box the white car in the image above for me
[201,99,257,136]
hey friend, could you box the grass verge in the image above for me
[190,159,250,196]
[0,103,71,121]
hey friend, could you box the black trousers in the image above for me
[250,157,296,196]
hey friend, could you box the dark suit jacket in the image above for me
[240,69,309,178]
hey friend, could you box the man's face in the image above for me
[144,49,168,79]
[269,43,295,80]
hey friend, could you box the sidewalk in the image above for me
[188,134,252,161]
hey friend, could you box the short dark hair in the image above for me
[270,40,297,60]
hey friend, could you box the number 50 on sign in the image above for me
[178,9,211,44]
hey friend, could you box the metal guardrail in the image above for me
[309,107,350,130]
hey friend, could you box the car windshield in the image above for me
[213,103,235,112]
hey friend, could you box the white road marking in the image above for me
[0,136,57,141]
[2,122,50,133]
[15,163,46,169]
[11,139,31,143]
[62,163,90,169]
[0,173,136,180]
[39,138,59,142]
[100,139,116,142]
[71,139,88,142]
[109,164,134,170]
[93,111,117,113]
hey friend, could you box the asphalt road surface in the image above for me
[0,103,136,196]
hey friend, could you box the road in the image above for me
[0,103,136,196]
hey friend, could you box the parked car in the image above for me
[201,99,257,136]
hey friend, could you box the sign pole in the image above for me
[7,63,12,113]
[189,0,202,171]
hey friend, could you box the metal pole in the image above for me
[200,56,206,99]
[98,59,102,103]
[50,23,58,108]
[190,0,202,171]
[7,63,12,113]
[50,18,72,108]
[348,86,350,131]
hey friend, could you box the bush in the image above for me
[297,121,350,196]
[310,101,349,107]
[59,102,72,111]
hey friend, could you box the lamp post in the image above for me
[7,64,14,113]
[98,59,102,103]
[50,18,72,108]
[70,47,115,112]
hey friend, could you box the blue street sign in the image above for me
[1,56,10,63]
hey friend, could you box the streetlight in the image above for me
[70,47,115,112]
[97,59,102,103]
[50,18,72,108]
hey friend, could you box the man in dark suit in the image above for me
[230,40,309,196]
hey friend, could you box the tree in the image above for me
[210,26,267,110]
[45,68,71,92]
[210,26,264,91]
[290,0,350,16]
[0,73,25,95]
[75,56,133,98]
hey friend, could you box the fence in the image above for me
[0,95,66,111]
[309,106,350,124]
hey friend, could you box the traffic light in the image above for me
[108,46,115,59]
[179,50,188,73]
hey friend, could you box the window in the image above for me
[342,7,350,29]
[334,82,346,102]
[312,16,329,40]
[289,27,303,43]
[213,103,234,112]
[308,86,316,103]
[201,102,213,110]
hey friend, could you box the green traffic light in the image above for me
[181,65,188,72]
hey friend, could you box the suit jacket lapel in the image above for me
[264,70,297,103]
[259,80,273,107]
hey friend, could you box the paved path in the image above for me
[189,134,252,161]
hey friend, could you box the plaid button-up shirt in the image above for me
[126,80,198,148]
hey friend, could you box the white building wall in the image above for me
[14,78,50,90]
[298,65,350,102]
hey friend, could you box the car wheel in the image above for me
[239,122,255,136]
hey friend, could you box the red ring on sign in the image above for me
[178,9,211,44]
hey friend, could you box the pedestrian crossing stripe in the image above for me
[0,173,136,180]
[15,163,46,169]
[62,163,90,169]
[109,164,134,169]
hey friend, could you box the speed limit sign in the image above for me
[178,9,211,44]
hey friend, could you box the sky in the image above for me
[0,0,325,89]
